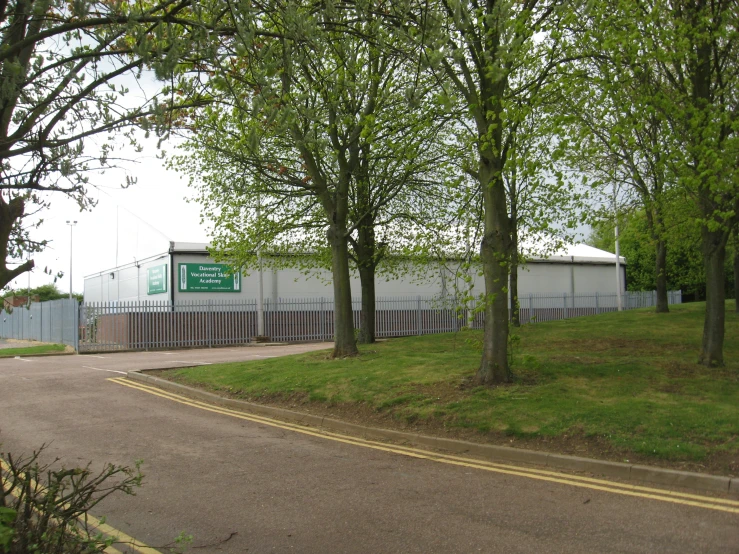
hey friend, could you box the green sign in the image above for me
[147,264,168,295]
[178,263,241,292]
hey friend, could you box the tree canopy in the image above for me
[0,0,205,289]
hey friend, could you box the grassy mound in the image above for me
[159,302,739,474]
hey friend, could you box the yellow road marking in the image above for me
[109,378,739,507]
[108,377,739,515]
[90,517,161,554]
[0,457,160,554]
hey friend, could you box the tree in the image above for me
[174,0,465,352]
[346,79,459,344]
[503,106,587,327]
[395,0,579,384]
[734,228,739,313]
[175,1,453,357]
[0,0,205,290]
[587,207,722,300]
[584,0,739,365]
[559,44,678,314]
[3,282,68,301]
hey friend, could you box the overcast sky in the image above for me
[6,64,214,297]
[5,72,596,297]
[7,133,210,295]
[7,130,595,297]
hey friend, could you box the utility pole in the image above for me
[66,220,77,299]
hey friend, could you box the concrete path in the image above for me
[0,346,737,553]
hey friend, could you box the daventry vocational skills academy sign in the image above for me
[178,263,241,292]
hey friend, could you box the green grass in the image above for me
[161,302,739,471]
[0,343,67,357]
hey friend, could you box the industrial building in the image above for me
[83,241,626,304]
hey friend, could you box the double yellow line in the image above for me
[109,377,739,515]
[0,458,160,553]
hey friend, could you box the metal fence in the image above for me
[510,290,683,324]
[75,290,681,352]
[0,298,79,349]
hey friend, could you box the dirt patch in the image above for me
[541,338,685,356]
[148,368,738,477]
[397,381,470,403]
[660,359,739,381]
[654,382,683,394]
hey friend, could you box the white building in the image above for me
[83,241,626,304]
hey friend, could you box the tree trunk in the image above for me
[474,159,512,385]
[654,238,669,313]
[358,263,376,344]
[699,229,727,367]
[354,207,376,344]
[734,227,739,313]
[0,194,34,289]
[510,230,520,327]
[328,226,358,358]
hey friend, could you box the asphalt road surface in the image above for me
[0,346,737,553]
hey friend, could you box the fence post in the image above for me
[529,294,534,323]
[595,291,600,315]
[264,297,270,341]
[653,290,657,306]
[320,297,325,340]
[207,299,213,347]
[563,292,568,319]
[417,295,422,336]
[74,300,80,352]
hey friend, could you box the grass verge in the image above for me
[155,301,739,475]
[0,344,67,357]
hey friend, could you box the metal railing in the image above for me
[511,290,683,324]
[75,290,681,352]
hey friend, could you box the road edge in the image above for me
[0,350,75,359]
[126,370,737,497]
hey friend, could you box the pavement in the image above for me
[0,345,737,553]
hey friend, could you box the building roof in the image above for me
[170,241,626,265]
[85,240,625,279]
[542,243,626,265]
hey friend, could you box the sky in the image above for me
[6,128,595,297]
[6,62,212,297]
[7,134,210,295]
[4,68,598,298]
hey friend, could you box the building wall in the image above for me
[169,254,445,301]
[572,264,623,294]
[424,261,625,300]
[84,251,626,303]
[84,254,170,303]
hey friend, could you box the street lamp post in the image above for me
[66,220,77,299]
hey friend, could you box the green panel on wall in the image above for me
[178,263,241,292]
[147,264,168,295]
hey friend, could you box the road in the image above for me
[0,345,737,553]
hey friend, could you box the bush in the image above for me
[0,447,143,554]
